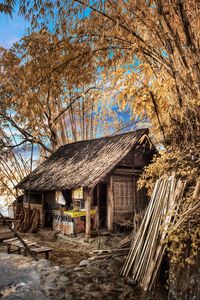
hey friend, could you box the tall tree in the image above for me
[9,0,199,148]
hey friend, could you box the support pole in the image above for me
[96,184,100,230]
[107,175,114,232]
[85,188,91,240]
[28,141,34,228]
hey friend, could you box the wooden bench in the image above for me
[30,247,53,260]
[3,237,53,259]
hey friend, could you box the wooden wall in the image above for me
[106,138,154,231]
[23,191,57,228]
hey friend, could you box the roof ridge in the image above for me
[59,128,149,149]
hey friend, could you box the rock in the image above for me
[58,267,66,273]
[79,260,89,267]
[37,259,51,267]
[58,275,69,283]
[15,282,26,290]
[44,272,58,284]
[30,271,41,283]
[74,266,83,271]
[65,292,73,300]
[124,277,137,286]
[51,265,60,271]
[88,291,102,299]
[88,238,95,243]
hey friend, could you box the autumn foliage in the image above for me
[0,0,200,273]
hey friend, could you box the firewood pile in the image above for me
[121,175,189,291]
[16,207,40,233]
[119,232,133,249]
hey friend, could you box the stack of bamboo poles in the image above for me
[121,175,186,291]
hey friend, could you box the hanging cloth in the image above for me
[56,191,66,205]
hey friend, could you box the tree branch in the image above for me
[2,139,28,149]
[149,91,166,142]
[0,112,53,154]
[75,0,145,44]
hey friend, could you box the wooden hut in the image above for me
[16,129,156,237]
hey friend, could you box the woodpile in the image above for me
[16,207,40,233]
[88,248,130,261]
[119,232,133,249]
[121,175,186,291]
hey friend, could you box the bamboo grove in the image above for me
[0,0,200,276]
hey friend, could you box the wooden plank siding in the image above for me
[109,140,153,230]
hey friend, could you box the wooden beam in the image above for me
[85,187,92,240]
[41,193,45,228]
[107,175,114,231]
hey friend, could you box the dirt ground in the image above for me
[22,230,89,267]
[0,229,168,300]
[15,229,126,267]
[0,227,129,267]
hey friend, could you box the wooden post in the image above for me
[107,175,114,232]
[96,184,100,230]
[41,193,45,228]
[85,187,91,240]
[133,177,137,235]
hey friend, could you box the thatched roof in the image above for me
[16,129,149,191]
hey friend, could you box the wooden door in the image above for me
[113,176,134,222]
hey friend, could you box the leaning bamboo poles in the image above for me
[121,175,186,291]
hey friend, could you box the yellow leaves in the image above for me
[121,98,126,110]
[117,92,126,110]
[185,257,195,266]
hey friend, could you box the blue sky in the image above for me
[0,10,28,48]
[0,3,93,49]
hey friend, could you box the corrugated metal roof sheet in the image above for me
[16,129,148,191]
